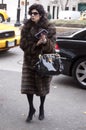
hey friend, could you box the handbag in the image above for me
[34,53,64,76]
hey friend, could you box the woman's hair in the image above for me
[22,4,52,35]
[28,3,46,17]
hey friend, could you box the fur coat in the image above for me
[20,19,56,96]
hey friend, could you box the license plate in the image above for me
[8,41,15,47]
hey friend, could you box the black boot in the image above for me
[26,107,36,122]
[38,96,45,120]
[26,94,35,122]
[38,106,44,120]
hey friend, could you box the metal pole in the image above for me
[14,0,21,26]
[23,0,27,23]
[2,0,3,4]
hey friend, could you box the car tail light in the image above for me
[55,43,60,52]
[55,44,59,49]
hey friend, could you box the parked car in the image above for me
[0,23,20,51]
[55,28,86,89]
[0,9,10,22]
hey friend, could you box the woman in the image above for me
[20,3,56,122]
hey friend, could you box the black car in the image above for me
[55,28,86,89]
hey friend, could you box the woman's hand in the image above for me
[36,34,47,46]
[40,33,46,41]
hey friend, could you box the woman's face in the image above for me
[30,9,41,23]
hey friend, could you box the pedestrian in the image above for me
[47,11,52,20]
[20,3,56,122]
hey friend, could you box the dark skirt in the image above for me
[21,61,52,96]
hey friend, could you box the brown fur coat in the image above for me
[20,19,56,96]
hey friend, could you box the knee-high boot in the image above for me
[39,96,46,120]
[26,94,36,122]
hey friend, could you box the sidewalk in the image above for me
[4,19,81,37]
[0,70,86,130]
[0,70,62,130]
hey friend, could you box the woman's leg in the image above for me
[26,94,36,122]
[27,94,34,109]
[39,96,46,120]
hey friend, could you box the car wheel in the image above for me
[0,14,4,22]
[72,58,86,89]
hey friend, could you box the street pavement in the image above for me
[0,69,86,130]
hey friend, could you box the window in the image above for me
[65,7,69,10]
[47,6,50,12]
[72,7,76,11]
[52,6,55,19]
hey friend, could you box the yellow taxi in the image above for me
[0,9,9,22]
[0,23,20,51]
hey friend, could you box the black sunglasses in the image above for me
[30,12,39,16]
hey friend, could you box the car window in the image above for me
[73,30,86,40]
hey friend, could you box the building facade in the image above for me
[0,0,86,20]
